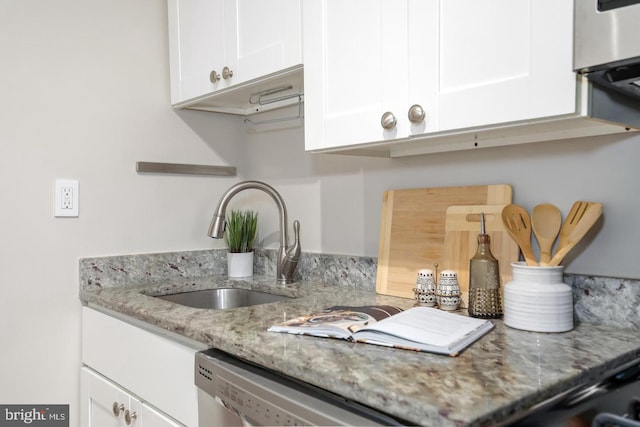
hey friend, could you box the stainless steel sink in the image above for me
[153,288,293,310]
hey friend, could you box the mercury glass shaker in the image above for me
[468,213,503,318]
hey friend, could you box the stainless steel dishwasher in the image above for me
[195,348,405,426]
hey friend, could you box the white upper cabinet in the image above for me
[168,0,225,103]
[232,0,302,84]
[304,0,425,150]
[168,0,302,113]
[304,0,638,156]
[436,0,575,131]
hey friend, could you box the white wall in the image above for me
[2,1,640,426]
[243,108,640,280]
[0,0,242,424]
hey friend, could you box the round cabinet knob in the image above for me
[210,70,221,83]
[222,66,234,80]
[124,410,137,425]
[408,104,426,124]
[112,402,124,417]
[380,112,397,130]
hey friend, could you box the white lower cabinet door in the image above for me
[81,367,128,427]
[81,367,184,427]
[137,401,184,427]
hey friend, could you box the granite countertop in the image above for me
[80,275,640,427]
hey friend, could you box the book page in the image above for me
[355,307,490,347]
[267,306,402,339]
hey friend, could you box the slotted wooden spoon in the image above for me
[556,201,590,252]
[532,203,562,266]
[549,201,603,266]
[501,204,537,266]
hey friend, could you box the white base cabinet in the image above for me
[81,367,182,427]
[81,307,205,427]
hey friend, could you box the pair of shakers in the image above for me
[413,269,461,311]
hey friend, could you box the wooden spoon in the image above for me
[531,203,562,266]
[501,204,537,266]
[549,201,603,266]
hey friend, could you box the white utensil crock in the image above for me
[504,262,573,333]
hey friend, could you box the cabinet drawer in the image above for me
[82,307,201,427]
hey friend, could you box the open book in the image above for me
[268,305,494,356]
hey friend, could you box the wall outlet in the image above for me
[55,179,79,217]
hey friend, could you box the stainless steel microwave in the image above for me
[574,0,640,100]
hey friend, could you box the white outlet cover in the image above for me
[55,179,79,217]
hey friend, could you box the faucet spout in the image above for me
[208,181,301,284]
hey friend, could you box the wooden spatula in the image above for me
[532,203,562,266]
[549,201,603,266]
[502,204,537,266]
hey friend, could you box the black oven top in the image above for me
[510,356,640,427]
[598,0,640,12]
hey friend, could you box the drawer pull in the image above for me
[408,104,426,124]
[112,402,124,417]
[125,410,137,425]
[222,66,234,80]
[210,70,221,83]
[381,111,397,130]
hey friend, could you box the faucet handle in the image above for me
[292,220,300,241]
[288,220,301,257]
[281,220,301,283]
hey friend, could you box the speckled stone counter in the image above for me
[80,271,640,427]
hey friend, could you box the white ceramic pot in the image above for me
[504,262,573,333]
[227,251,254,278]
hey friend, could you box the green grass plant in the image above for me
[224,209,258,253]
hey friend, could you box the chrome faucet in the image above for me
[208,181,301,284]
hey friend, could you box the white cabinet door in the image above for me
[81,368,183,427]
[139,402,185,427]
[407,0,440,136]
[81,367,129,427]
[168,0,226,103]
[436,0,575,131]
[304,0,576,152]
[231,0,302,84]
[304,0,411,151]
[168,0,302,105]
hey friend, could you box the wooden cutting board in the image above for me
[376,184,512,299]
[443,205,520,307]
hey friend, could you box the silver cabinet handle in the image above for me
[124,410,137,425]
[222,66,233,80]
[381,112,397,130]
[210,70,221,83]
[112,402,124,417]
[408,104,426,124]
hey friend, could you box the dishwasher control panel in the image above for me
[216,373,309,426]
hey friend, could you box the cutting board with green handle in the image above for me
[376,184,512,300]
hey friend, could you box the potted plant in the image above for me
[224,209,258,278]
